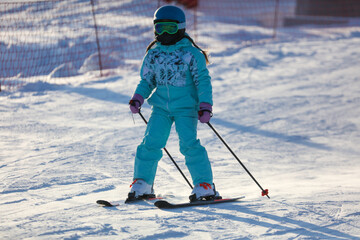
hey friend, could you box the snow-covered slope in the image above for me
[1,3,360,240]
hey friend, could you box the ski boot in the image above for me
[125,179,155,203]
[189,182,221,202]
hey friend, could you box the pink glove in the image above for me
[198,102,212,123]
[129,94,144,114]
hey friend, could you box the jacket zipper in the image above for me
[165,52,170,112]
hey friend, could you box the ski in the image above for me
[96,196,162,207]
[97,192,162,207]
[154,196,245,209]
[96,200,120,207]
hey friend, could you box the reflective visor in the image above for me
[154,22,185,35]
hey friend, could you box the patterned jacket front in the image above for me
[134,37,212,117]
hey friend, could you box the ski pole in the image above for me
[138,111,193,189]
[207,122,270,199]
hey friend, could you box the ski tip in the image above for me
[154,200,172,209]
[96,200,118,207]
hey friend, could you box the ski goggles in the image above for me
[154,22,186,35]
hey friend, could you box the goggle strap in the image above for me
[177,22,186,29]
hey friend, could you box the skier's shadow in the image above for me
[174,202,356,239]
[210,118,332,151]
[65,85,129,105]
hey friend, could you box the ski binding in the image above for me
[125,192,162,203]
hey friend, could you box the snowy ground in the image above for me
[1,3,360,240]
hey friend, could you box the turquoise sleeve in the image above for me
[190,49,213,105]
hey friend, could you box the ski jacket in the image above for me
[134,37,212,117]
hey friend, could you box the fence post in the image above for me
[193,5,198,42]
[90,0,103,77]
[272,0,280,39]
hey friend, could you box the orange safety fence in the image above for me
[1,0,359,91]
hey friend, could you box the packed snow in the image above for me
[1,1,360,239]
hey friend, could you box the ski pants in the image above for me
[133,110,213,186]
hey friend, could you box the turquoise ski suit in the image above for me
[133,37,213,186]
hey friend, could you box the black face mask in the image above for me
[155,29,185,46]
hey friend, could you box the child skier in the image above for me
[128,5,219,202]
